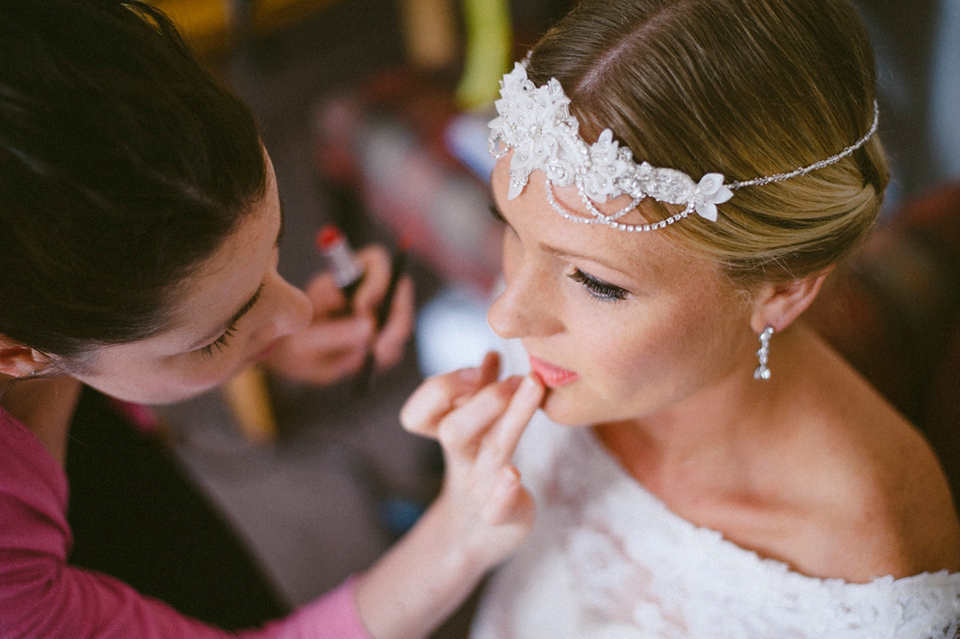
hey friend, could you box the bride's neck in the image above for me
[593,327,810,500]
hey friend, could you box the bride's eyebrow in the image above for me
[538,243,636,279]
[491,204,630,277]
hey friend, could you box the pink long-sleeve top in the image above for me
[0,407,373,639]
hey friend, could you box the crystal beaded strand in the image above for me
[754,326,774,380]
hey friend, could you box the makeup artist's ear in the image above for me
[750,267,833,334]
[0,335,52,378]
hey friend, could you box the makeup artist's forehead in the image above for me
[159,182,281,345]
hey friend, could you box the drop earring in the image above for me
[753,326,774,380]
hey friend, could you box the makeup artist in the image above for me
[0,1,544,637]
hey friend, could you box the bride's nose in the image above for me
[487,267,563,340]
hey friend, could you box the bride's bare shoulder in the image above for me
[801,391,960,581]
[776,331,959,579]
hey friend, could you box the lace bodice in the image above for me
[471,353,960,639]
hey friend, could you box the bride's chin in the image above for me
[540,391,594,428]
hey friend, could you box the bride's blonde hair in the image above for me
[525,0,888,286]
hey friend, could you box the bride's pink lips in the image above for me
[529,355,579,388]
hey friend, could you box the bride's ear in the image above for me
[750,268,833,334]
[0,335,52,378]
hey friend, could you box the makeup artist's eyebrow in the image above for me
[187,198,284,351]
[188,283,265,351]
[276,196,287,246]
[224,283,265,331]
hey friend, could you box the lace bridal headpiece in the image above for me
[488,60,880,232]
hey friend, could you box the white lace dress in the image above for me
[471,350,960,639]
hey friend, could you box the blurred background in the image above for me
[64,0,960,636]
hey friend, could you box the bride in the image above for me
[401,0,960,636]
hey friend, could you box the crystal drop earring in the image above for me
[753,326,774,380]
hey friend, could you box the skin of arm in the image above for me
[354,352,544,639]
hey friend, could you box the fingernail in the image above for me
[518,374,541,395]
[490,466,520,502]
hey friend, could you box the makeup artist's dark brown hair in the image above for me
[0,0,266,360]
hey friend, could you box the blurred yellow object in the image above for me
[149,0,231,56]
[147,0,343,57]
[148,0,471,74]
[222,364,277,446]
[249,0,342,36]
[398,0,459,69]
[456,0,512,109]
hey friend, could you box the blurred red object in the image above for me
[314,71,501,293]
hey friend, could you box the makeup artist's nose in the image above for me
[257,272,311,342]
[487,268,562,339]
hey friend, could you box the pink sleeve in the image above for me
[0,410,374,639]
[243,577,373,639]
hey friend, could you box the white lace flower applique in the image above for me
[488,58,878,233]
[490,64,581,200]
[581,130,632,202]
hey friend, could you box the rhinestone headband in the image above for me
[488,60,880,232]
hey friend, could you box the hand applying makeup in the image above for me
[355,351,545,639]
[263,238,415,386]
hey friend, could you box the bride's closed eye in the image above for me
[569,268,628,301]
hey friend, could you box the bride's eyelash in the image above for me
[569,268,628,301]
[200,321,238,357]
[489,204,626,302]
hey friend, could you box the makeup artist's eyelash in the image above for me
[569,268,628,301]
[200,321,238,357]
